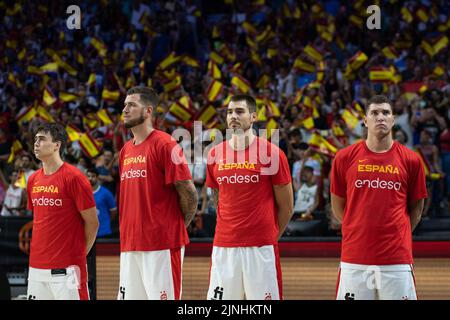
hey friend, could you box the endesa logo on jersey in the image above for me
[216,173,259,185]
[121,155,147,181]
[355,161,402,191]
[32,196,63,207]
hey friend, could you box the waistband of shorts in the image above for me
[340,262,413,272]
[28,265,86,283]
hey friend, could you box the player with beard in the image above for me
[118,86,197,300]
[205,94,293,300]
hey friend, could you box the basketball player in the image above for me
[118,86,198,300]
[331,95,427,300]
[27,123,99,300]
[206,94,293,300]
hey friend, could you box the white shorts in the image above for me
[118,247,184,300]
[207,245,282,300]
[27,266,89,300]
[336,262,417,300]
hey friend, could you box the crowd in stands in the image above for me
[0,0,449,238]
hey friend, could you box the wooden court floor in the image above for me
[96,256,450,300]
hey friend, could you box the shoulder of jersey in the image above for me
[335,140,363,158]
[64,163,88,179]
[396,142,420,162]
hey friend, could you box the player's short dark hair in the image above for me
[126,86,159,108]
[34,122,68,156]
[366,95,393,114]
[230,94,256,113]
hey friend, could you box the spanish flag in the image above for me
[266,100,281,117]
[266,118,278,139]
[87,73,96,87]
[304,44,324,62]
[162,75,182,93]
[293,58,315,73]
[90,38,107,57]
[433,35,448,56]
[257,106,267,122]
[16,106,37,126]
[66,124,81,142]
[302,116,315,130]
[209,51,224,65]
[83,114,100,130]
[157,52,180,70]
[43,86,57,106]
[250,51,262,66]
[169,102,195,122]
[59,92,78,103]
[256,74,270,89]
[7,140,24,163]
[14,171,27,189]
[40,62,58,74]
[36,105,55,123]
[345,51,368,74]
[27,66,42,76]
[101,88,120,102]
[182,55,200,68]
[97,109,114,125]
[267,48,278,59]
[308,131,337,157]
[231,75,251,93]
[349,15,363,28]
[421,40,434,57]
[382,46,399,60]
[75,52,84,64]
[255,25,272,43]
[7,73,22,88]
[401,7,413,23]
[416,7,429,23]
[195,105,217,126]
[178,95,194,110]
[18,48,26,60]
[205,80,224,102]
[79,132,101,159]
[208,60,222,79]
[242,21,257,35]
[369,66,394,83]
[341,108,360,129]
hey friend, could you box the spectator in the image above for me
[293,166,319,221]
[86,168,117,238]
[0,169,26,217]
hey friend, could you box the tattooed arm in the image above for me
[174,180,198,227]
[211,188,219,210]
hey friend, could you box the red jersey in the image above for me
[206,136,291,247]
[330,141,427,265]
[27,163,95,280]
[119,129,191,252]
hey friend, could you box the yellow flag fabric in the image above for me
[79,133,101,159]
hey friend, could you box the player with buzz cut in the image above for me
[27,123,99,300]
[331,95,427,300]
[118,86,198,300]
[206,94,294,300]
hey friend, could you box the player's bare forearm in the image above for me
[273,183,294,239]
[408,199,425,231]
[174,180,198,227]
[80,207,99,255]
[331,193,346,223]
